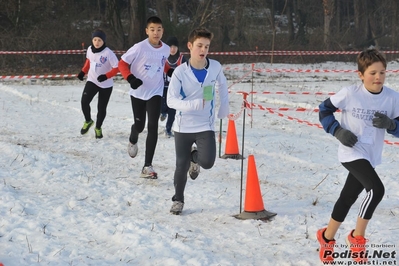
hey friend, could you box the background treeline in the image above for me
[1,0,399,75]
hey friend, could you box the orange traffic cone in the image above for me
[235,155,277,220]
[221,119,243,159]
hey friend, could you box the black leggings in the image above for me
[81,81,113,129]
[161,86,176,132]
[129,95,161,166]
[172,131,216,202]
[331,159,385,222]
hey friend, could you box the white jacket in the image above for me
[167,58,229,133]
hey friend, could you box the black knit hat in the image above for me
[166,36,179,47]
[92,29,106,42]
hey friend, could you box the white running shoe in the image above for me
[128,142,138,158]
[140,165,158,179]
[170,201,184,215]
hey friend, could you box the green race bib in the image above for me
[203,85,213,101]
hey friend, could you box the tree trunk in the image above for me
[16,0,21,28]
[295,9,308,45]
[353,0,370,48]
[286,0,295,42]
[335,0,341,33]
[232,0,244,44]
[128,0,146,44]
[171,0,178,25]
[323,0,334,50]
[106,0,124,47]
[155,0,169,24]
[392,0,398,49]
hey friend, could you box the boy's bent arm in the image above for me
[387,117,399,137]
[118,60,131,80]
[167,74,203,111]
[105,67,119,79]
[216,70,229,119]
[319,98,340,135]
[81,59,90,73]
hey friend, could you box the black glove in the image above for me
[77,71,85,81]
[167,68,174,77]
[127,74,143,90]
[97,74,107,82]
[372,112,396,130]
[334,126,358,147]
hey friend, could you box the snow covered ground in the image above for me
[1,61,398,265]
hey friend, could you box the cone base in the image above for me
[234,209,277,220]
[221,153,243,160]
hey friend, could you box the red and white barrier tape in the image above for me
[254,50,399,56]
[237,90,336,96]
[384,140,399,145]
[255,107,320,112]
[2,49,399,56]
[242,100,398,146]
[227,103,246,121]
[228,70,253,89]
[245,101,322,128]
[1,74,76,80]
[253,68,357,73]
[5,69,399,80]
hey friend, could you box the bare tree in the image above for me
[198,0,215,28]
[284,0,295,42]
[155,0,169,24]
[391,0,399,49]
[106,0,126,48]
[232,0,245,45]
[353,0,371,48]
[128,0,147,44]
[323,0,334,50]
[294,1,309,45]
[171,0,178,25]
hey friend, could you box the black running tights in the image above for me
[81,81,112,129]
[129,95,161,166]
[331,159,385,222]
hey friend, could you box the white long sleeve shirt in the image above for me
[167,59,229,133]
[331,84,399,167]
[121,39,170,100]
[86,46,119,89]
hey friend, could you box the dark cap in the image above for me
[166,36,179,47]
[92,29,106,42]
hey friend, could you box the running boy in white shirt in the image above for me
[118,16,170,179]
[317,48,399,263]
[77,29,119,139]
[166,28,229,215]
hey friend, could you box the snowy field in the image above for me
[1,61,398,265]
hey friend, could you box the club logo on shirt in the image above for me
[100,56,107,64]
[351,108,386,121]
[161,56,167,67]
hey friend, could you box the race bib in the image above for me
[203,85,213,101]
[359,126,375,145]
[147,65,158,78]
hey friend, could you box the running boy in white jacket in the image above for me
[167,28,229,215]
